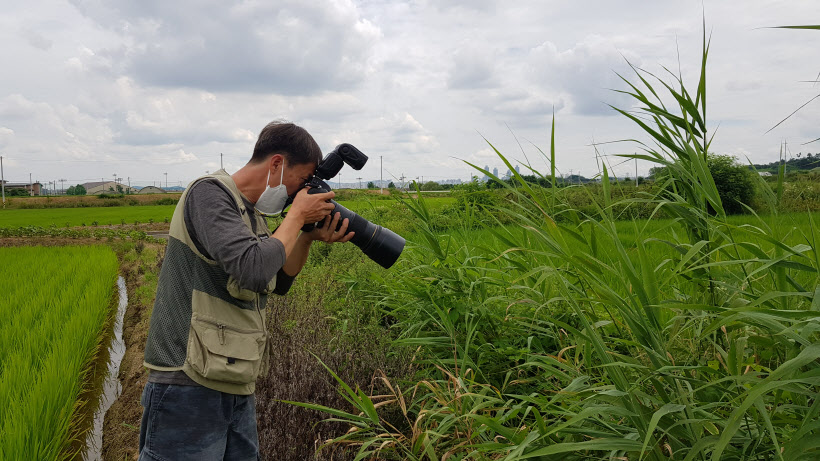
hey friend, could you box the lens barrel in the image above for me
[318,201,405,269]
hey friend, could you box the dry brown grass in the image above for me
[255,252,408,460]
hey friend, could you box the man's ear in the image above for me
[269,154,283,169]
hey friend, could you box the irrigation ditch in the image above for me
[83,276,127,461]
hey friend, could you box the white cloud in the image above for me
[529,35,641,116]
[69,0,381,94]
[447,46,500,90]
[1,0,819,185]
[0,127,14,147]
[19,27,52,51]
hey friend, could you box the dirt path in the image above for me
[101,242,164,460]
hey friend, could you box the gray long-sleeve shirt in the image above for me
[184,178,295,295]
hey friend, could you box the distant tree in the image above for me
[367,181,376,189]
[66,184,87,196]
[116,185,124,193]
[648,166,666,179]
[387,181,396,189]
[420,181,440,191]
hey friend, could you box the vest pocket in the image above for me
[187,313,266,384]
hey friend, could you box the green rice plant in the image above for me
[0,246,119,460]
[0,205,177,228]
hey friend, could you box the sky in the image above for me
[0,0,817,190]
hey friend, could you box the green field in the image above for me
[0,197,456,229]
[0,205,177,228]
[0,246,119,460]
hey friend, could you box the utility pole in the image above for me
[220,153,224,170]
[164,172,168,189]
[357,177,362,189]
[635,157,638,187]
[59,178,66,195]
[113,173,117,193]
[128,177,131,192]
[1,155,5,207]
[30,173,33,196]
[784,140,788,176]
[380,155,383,195]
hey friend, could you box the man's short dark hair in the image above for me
[250,121,322,166]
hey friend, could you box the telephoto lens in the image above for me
[307,188,405,269]
[325,202,405,269]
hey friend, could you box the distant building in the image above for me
[82,181,139,195]
[137,186,167,194]
[3,181,42,196]
[758,171,773,177]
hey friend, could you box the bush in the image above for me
[707,153,757,214]
[152,197,178,206]
[653,154,758,215]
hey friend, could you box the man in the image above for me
[138,121,353,460]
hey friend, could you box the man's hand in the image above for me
[308,212,355,243]
[287,188,335,225]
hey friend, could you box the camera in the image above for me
[294,143,405,269]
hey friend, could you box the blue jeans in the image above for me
[138,382,260,461]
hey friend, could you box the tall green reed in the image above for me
[297,29,820,461]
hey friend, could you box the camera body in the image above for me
[293,143,405,269]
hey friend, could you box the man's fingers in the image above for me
[340,232,355,242]
[308,190,335,201]
[335,217,349,234]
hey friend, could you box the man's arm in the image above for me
[287,212,355,275]
[185,181,285,292]
[271,212,355,298]
[271,188,336,260]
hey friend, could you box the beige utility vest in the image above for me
[143,169,274,395]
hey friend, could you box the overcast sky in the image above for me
[0,0,817,189]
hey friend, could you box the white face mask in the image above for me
[255,162,288,216]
